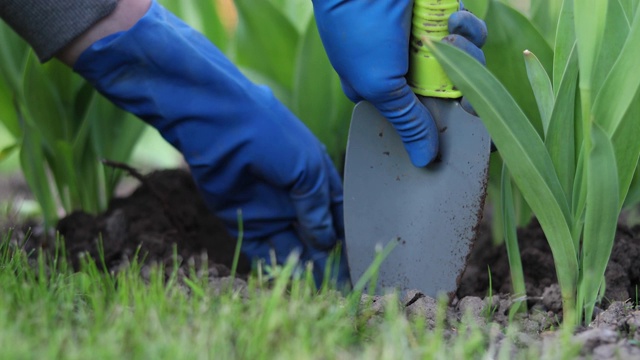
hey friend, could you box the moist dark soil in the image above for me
[458,218,640,311]
[2,168,639,358]
[7,169,251,279]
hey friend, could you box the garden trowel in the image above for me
[343,0,491,298]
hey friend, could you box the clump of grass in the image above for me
[0,231,585,359]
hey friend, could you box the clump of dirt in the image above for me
[53,169,251,277]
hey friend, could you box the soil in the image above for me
[458,218,640,311]
[2,169,251,282]
[2,168,639,358]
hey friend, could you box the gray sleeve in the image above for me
[0,0,118,62]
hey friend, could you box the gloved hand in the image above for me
[73,1,349,286]
[312,0,487,167]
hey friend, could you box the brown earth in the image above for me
[459,217,640,314]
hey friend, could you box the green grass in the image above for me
[0,233,582,359]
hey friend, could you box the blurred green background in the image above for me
[0,0,555,225]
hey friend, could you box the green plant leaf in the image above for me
[233,0,299,92]
[292,18,351,167]
[570,145,586,243]
[591,0,632,96]
[579,123,619,323]
[500,165,526,316]
[87,94,146,164]
[610,90,640,204]
[623,161,640,208]
[553,0,576,92]
[593,6,640,134]
[87,93,147,198]
[545,44,579,206]
[0,80,20,138]
[574,0,608,127]
[55,140,81,212]
[428,41,578,317]
[267,0,313,34]
[483,0,553,135]
[22,54,68,151]
[0,143,19,162]
[524,50,554,135]
[531,0,563,45]
[591,8,640,202]
[618,0,639,22]
[19,130,58,227]
[0,21,28,140]
[0,21,29,92]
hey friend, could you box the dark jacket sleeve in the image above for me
[0,0,118,62]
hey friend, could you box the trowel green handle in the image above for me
[408,0,461,98]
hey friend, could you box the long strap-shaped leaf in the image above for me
[234,0,299,93]
[553,0,576,92]
[501,165,526,316]
[546,45,579,214]
[591,6,640,203]
[428,41,578,319]
[578,123,619,324]
[523,50,554,136]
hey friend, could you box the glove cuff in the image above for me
[0,0,117,62]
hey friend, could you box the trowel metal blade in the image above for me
[343,97,491,298]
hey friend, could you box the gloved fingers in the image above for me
[339,79,362,104]
[368,83,440,167]
[442,34,486,65]
[325,152,345,240]
[448,11,487,49]
[288,146,341,251]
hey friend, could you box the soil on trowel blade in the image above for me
[458,218,640,313]
[56,169,250,277]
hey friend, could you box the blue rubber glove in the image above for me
[73,1,349,287]
[312,1,487,167]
